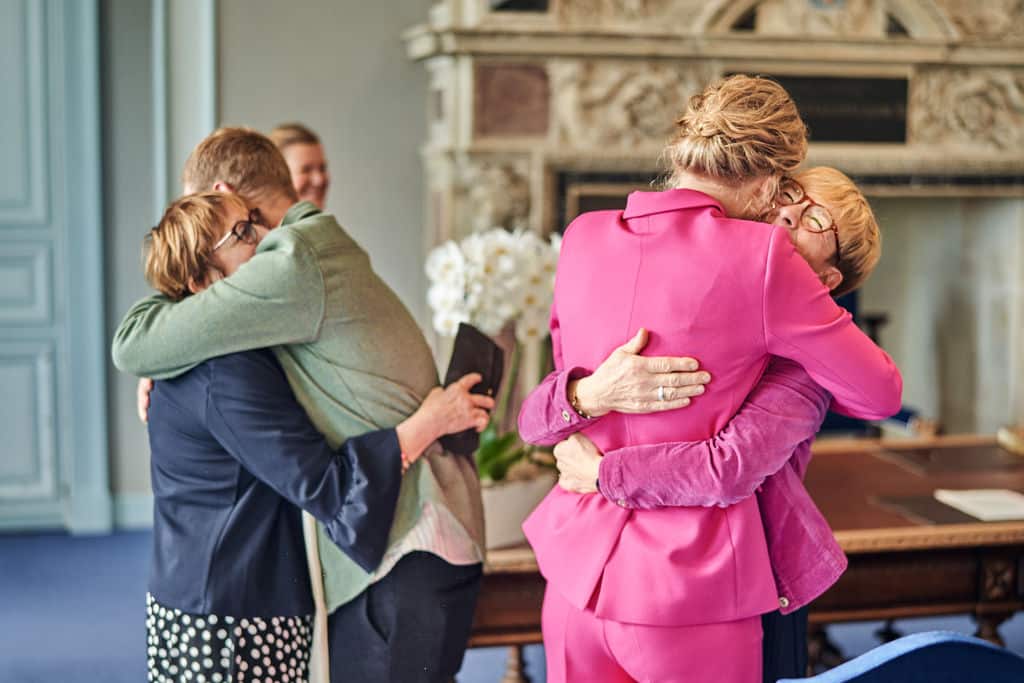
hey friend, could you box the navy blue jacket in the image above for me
[146,349,402,617]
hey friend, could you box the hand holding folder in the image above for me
[439,323,505,456]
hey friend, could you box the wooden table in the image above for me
[469,435,1024,682]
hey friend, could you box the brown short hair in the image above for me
[181,126,298,203]
[665,75,808,184]
[144,192,248,300]
[269,122,321,150]
[795,167,881,297]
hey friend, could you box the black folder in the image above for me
[439,323,505,456]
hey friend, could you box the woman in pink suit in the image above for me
[518,76,902,683]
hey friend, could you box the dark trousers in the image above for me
[327,551,483,683]
[762,606,809,683]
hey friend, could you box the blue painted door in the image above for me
[0,0,111,532]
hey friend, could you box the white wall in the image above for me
[218,0,435,330]
[860,197,1024,433]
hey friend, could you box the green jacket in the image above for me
[113,201,484,610]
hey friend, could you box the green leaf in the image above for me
[475,431,518,470]
[487,447,529,482]
[475,429,536,482]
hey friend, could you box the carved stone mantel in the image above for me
[408,0,1024,249]
[910,67,1024,151]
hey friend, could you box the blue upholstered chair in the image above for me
[778,631,1024,683]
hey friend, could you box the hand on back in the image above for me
[571,328,710,417]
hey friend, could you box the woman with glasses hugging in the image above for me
[527,165,882,683]
[139,192,492,683]
[517,74,900,683]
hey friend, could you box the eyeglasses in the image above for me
[212,208,263,251]
[775,179,841,266]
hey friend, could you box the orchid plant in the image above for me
[426,228,561,482]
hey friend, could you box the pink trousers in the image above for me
[542,587,763,683]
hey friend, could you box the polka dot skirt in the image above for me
[146,593,313,683]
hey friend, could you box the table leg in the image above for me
[500,645,532,683]
[974,611,1012,647]
[873,620,903,643]
[975,553,1018,647]
[808,625,845,673]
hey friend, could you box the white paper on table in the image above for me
[934,489,1024,522]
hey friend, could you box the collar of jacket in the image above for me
[622,188,724,220]
[281,200,322,226]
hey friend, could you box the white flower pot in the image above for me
[481,471,557,550]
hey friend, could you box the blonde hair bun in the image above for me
[667,74,808,184]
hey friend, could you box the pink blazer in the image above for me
[521,189,902,627]
[520,357,846,615]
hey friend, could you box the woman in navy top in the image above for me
[133,192,492,683]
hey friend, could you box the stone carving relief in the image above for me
[910,68,1024,150]
[454,156,532,233]
[754,0,885,38]
[524,0,918,37]
[933,0,1024,41]
[555,0,707,30]
[550,59,711,150]
[981,557,1016,601]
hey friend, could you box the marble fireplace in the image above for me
[403,0,1024,433]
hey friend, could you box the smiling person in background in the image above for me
[270,122,331,209]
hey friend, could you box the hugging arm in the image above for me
[589,357,829,509]
[518,300,707,446]
[552,356,831,509]
[763,227,901,419]
[112,231,324,380]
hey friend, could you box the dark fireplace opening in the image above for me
[728,74,909,144]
